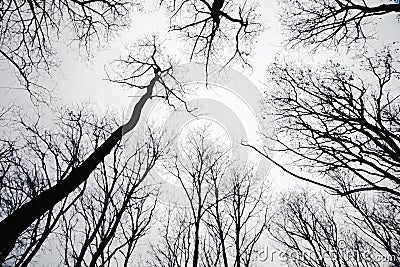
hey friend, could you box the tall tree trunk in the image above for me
[0,74,159,263]
[213,182,229,267]
[192,194,203,267]
[192,214,201,267]
[235,186,241,267]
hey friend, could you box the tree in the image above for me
[0,103,163,266]
[250,49,400,197]
[59,126,161,267]
[254,2,400,265]
[0,106,100,266]
[270,188,399,267]
[149,125,269,267]
[0,41,174,261]
[0,0,135,97]
[279,0,400,49]
[344,192,400,266]
[154,125,229,267]
[255,0,400,196]
[0,104,105,265]
[0,0,262,258]
[163,0,262,74]
[202,166,269,267]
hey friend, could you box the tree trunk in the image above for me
[0,74,159,263]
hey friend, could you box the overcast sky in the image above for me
[1,0,400,265]
[2,0,400,225]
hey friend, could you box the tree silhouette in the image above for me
[0,0,262,260]
[257,2,400,265]
[280,0,400,49]
[0,41,174,262]
[164,0,262,73]
[59,127,161,267]
[150,126,269,267]
[249,49,400,197]
[0,104,119,265]
[270,188,400,267]
[0,0,134,98]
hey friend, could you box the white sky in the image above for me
[1,0,400,266]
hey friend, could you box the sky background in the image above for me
[1,0,400,265]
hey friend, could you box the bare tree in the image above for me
[165,125,228,267]
[226,168,269,267]
[279,0,400,49]
[201,165,269,267]
[0,0,135,97]
[0,40,178,262]
[163,0,262,74]
[0,0,281,264]
[60,127,162,267]
[344,192,400,266]
[269,189,393,267]
[248,48,400,197]
[0,104,118,265]
[257,3,400,265]
[1,5,254,255]
[149,206,195,267]
[150,125,269,267]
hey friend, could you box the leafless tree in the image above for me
[344,192,400,266]
[0,40,179,262]
[149,125,269,267]
[59,126,162,267]
[225,168,269,267]
[257,3,400,265]
[149,205,195,267]
[0,0,135,97]
[269,189,394,267]
[163,0,262,74]
[0,104,118,265]
[159,125,229,267]
[0,102,165,266]
[201,165,269,267]
[248,48,400,197]
[279,0,400,49]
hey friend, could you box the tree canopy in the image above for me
[0,0,400,266]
